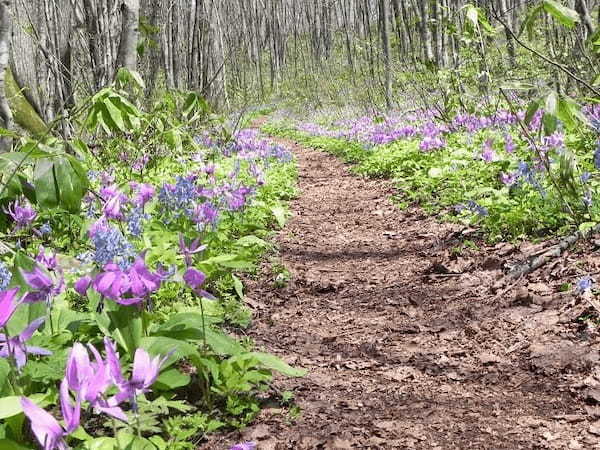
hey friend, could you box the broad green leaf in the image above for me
[105,306,143,357]
[519,4,543,39]
[235,235,269,247]
[33,158,59,209]
[154,368,191,390]
[232,274,244,299]
[0,439,30,450]
[543,0,579,28]
[140,336,200,367]
[0,396,22,419]
[103,97,126,132]
[205,328,243,356]
[271,206,287,228]
[248,352,307,377]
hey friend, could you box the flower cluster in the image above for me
[21,337,168,449]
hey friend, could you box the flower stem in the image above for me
[2,326,21,395]
[112,418,123,450]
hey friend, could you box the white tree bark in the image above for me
[0,0,13,147]
[116,0,139,71]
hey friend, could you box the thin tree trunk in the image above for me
[0,0,12,149]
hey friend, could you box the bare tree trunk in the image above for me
[116,0,139,71]
[380,0,392,109]
[0,0,12,149]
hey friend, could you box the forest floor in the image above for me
[206,133,600,449]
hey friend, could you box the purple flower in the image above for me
[193,202,219,227]
[5,200,37,229]
[230,443,257,450]
[74,276,92,296]
[93,264,133,304]
[183,268,206,290]
[21,388,80,450]
[131,183,155,206]
[65,342,126,420]
[500,172,517,186]
[21,267,64,305]
[0,288,21,328]
[179,234,207,267]
[36,247,58,271]
[183,268,215,299]
[128,348,168,395]
[103,193,127,220]
[480,139,497,163]
[127,255,161,298]
[0,317,51,369]
[581,172,592,183]
[105,338,168,406]
[504,134,516,153]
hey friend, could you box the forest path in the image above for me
[210,136,597,449]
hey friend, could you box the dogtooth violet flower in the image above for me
[78,254,162,306]
[0,317,51,369]
[0,287,21,328]
[65,342,127,420]
[179,234,207,267]
[5,199,37,229]
[21,267,64,305]
[183,267,215,299]
[105,338,170,407]
[21,381,80,450]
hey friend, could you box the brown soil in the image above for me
[206,137,600,449]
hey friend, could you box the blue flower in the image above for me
[583,190,593,208]
[127,207,148,237]
[91,226,135,269]
[576,276,594,294]
[595,142,600,170]
[158,176,198,218]
[0,262,12,290]
[581,172,591,183]
[39,223,52,235]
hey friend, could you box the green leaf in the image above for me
[33,158,59,209]
[154,368,191,390]
[557,96,589,129]
[205,328,243,356]
[248,352,307,377]
[271,206,287,228]
[103,97,126,132]
[140,336,200,367]
[0,439,30,450]
[104,306,143,358]
[543,0,579,28]
[235,235,269,247]
[428,167,443,178]
[232,274,244,299]
[0,397,23,419]
[519,4,543,39]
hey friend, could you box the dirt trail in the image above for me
[209,138,600,449]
